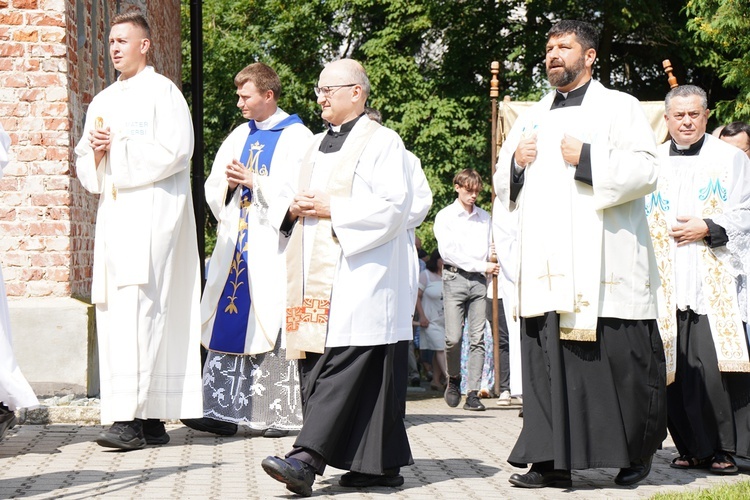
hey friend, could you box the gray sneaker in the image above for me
[444,377,461,407]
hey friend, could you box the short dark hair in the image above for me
[665,85,708,114]
[426,250,442,273]
[548,20,599,52]
[719,121,750,139]
[111,12,151,39]
[234,63,281,100]
[453,168,482,192]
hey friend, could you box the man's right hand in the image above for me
[514,134,537,169]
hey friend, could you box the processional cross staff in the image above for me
[488,61,502,397]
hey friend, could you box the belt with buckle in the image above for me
[446,265,482,277]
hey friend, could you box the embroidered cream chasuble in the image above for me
[650,135,750,379]
[494,80,659,344]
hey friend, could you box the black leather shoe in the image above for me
[614,455,653,486]
[0,404,17,441]
[181,417,238,436]
[261,455,315,497]
[508,469,572,488]
[339,469,404,487]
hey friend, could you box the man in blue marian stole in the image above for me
[209,114,302,353]
[184,63,313,438]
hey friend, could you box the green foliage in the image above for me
[181,0,743,252]
[686,0,750,122]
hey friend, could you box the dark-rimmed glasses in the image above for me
[314,84,356,98]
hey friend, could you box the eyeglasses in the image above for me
[314,84,356,98]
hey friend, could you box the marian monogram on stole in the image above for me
[247,141,270,222]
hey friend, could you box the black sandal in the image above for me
[670,455,712,469]
[711,452,739,475]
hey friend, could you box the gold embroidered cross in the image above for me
[574,293,590,313]
[601,273,622,293]
[111,185,117,200]
[538,261,564,291]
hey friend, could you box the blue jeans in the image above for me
[442,268,486,392]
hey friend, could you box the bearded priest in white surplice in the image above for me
[74,13,202,451]
[650,85,750,473]
[495,21,666,489]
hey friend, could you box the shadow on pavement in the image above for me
[0,464,215,498]
[312,457,502,496]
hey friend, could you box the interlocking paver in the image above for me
[1,393,749,498]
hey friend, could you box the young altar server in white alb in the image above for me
[182,63,312,438]
[0,124,40,442]
[74,12,202,450]
[261,58,414,497]
[649,85,750,475]
[495,20,666,488]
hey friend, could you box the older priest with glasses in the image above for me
[261,59,415,497]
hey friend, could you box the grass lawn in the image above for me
[652,480,750,499]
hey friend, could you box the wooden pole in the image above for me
[662,59,679,89]
[489,61,501,397]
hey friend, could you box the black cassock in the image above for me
[292,343,413,474]
[509,312,667,470]
[667,309,750,460]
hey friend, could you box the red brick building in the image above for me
[0,0,184,396]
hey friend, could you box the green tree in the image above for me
[685,0,750,122]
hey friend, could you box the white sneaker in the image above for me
[497,390,511,406]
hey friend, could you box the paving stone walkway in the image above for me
[1,391,748,499]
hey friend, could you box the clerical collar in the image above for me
[319,113,365,153]
[249,108,282,132]
[669,135,706,156]
[551,80,591,109]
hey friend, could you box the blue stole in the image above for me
[209,114,303,354]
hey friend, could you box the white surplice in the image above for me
[405,151,433,308]
[201,109,313,354]
[495,79,660,334]
[650,134,750,373]
[1,125,39,411]
[270,116,415,347]
[74,67,202,423]
[491,201,522,396]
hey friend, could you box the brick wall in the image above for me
[0,0,183,300]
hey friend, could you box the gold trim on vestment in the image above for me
[559,327,596,341]
[284,120,382,359]
[648,204,677,385]
[701,245,750,370]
